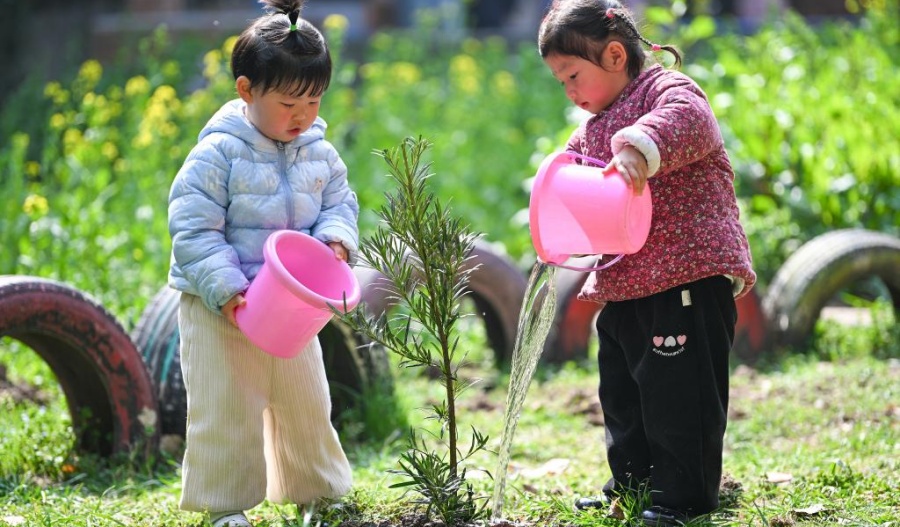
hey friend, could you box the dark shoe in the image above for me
[641,505,694,526]
[574,494,610,510]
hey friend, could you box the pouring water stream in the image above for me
[490,261,558,520]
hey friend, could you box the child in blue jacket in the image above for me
[167,0,358,525]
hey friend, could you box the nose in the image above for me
[292,108,307,126]
[565,85,577,102]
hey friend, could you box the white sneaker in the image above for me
[211,512,252,527]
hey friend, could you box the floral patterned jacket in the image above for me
[567,64,756,303]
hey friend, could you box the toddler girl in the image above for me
[538,1,756,525]
[168,0,358,525]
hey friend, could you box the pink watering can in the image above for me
[235,230,361,358]
[529,151,653,272]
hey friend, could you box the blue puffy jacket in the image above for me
[168,99,359,313]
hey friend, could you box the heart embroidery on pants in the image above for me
[652,334,687,357]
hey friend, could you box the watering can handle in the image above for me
[565,151,608,169]
[546,254,624,272]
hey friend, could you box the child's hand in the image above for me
[328,241,349,262]
[221,293,246,328]
[604,145,649,195]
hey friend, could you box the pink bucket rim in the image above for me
[263,230,361,310]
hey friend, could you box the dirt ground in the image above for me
[0,364,49,406]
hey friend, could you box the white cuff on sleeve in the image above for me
[611,126,661,177]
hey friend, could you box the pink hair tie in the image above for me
[606,8,615,19]
[651,44,661,52]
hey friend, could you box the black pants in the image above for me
[596,276,736,514]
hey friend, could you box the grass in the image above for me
[1,320,899,526]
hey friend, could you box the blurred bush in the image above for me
[1,4,897,323]
[650,2,900,285]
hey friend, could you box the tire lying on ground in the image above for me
[541,260,599,364]
[130,286,185,437]
[0,276,159,458]
[762,228,900,350]
[354,240,528,365]
[465,241,529,364]
[731,289,770,364]
[131,285,392,437]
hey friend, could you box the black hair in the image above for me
[538,0,682,79]
[231,0,331,97]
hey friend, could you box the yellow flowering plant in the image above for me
[2,5,895,324]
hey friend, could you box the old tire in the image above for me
[732,290,769,364]
[354,240,528,365]
[130,286,185,437]
[762,229,900,350]
[132,286,393,437]
[465,241,529,364]
[542,260,599,364]
[0,276,159,457]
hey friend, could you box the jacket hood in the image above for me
[197,99,326,152]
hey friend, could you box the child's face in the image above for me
[237,76,322,143]
[544,42,630,115]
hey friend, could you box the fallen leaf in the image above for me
[608,497,626,520]
[766,472,793,484]
[2,517,26,526]
[792,504,826,517]
[520,458,571,479]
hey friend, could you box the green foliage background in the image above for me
[1,4,898,325]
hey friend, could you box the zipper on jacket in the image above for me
[276,141,294,228]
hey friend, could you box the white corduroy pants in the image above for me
[177,293,352,513]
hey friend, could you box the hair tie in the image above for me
[288,10,299,32]
[289,23,297,31]
[651,44,661,52]
[605,8,615,19]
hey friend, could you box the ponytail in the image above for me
[607,7,683,71]
[232,0,332,97]
[259,0,304,18]
[259,0,304,33]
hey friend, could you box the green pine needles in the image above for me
[336,137,490,525]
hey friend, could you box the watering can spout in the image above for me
[529,151,652,273]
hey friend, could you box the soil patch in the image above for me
[0,364,49,406]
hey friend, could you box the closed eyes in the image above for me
[559,72,578,86]
[281,100,319,108]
